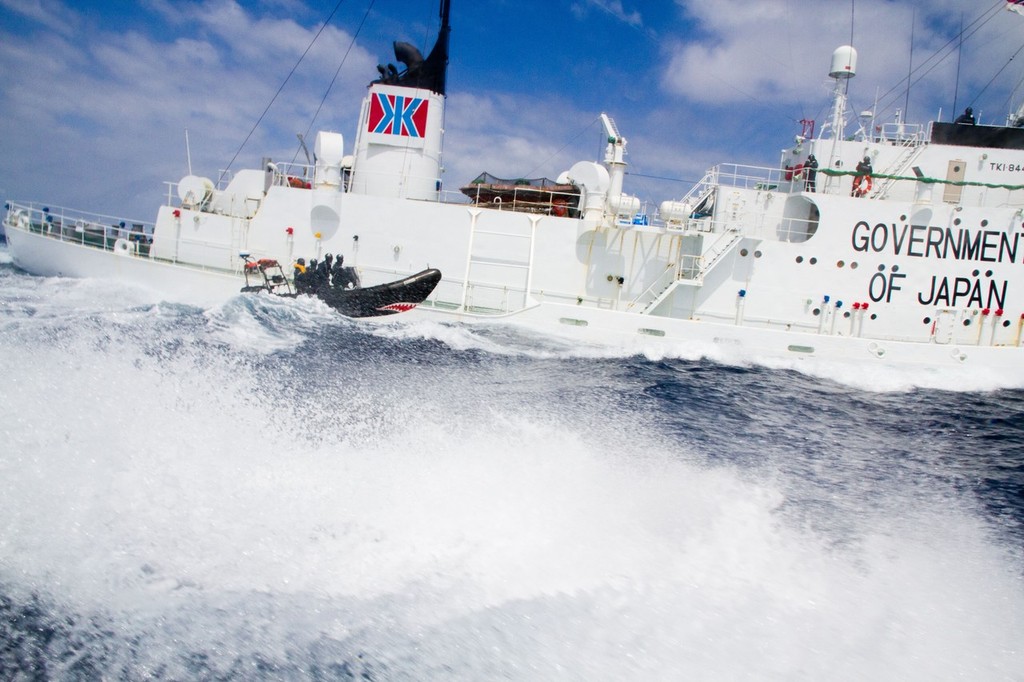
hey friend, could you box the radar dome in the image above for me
[829,46,857,79]
[177,175,214,208]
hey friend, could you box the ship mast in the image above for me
[823,46,858,190]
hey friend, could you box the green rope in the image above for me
[819,168,1024,191]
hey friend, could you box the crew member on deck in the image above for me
[852,156,873,198]
[804,154,818,192]
[954,107,975,125]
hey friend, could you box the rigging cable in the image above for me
[523,115,603,180]
[294,0,378,165]
[872,0,1004,121]
[218,0,349,185]
[968,41,1024,108]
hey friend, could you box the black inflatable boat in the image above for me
[240,257,442,318]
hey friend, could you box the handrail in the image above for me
[5,200,153,234]
[624,262,676,311]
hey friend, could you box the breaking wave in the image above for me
[1,258,1022,679]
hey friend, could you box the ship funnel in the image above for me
[349,0,449,200]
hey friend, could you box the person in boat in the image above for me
[319,253,334,286]
[852,156,873,198]
[332,255,361,289]
[804,154,818,193]
[954,107,975,125]
[330,253,347,286]
[308,258,323,290]
[293,258,310,293]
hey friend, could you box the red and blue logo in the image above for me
[368,93,428,137]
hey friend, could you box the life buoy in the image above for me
[852,174,873,197]
[113,238,132,256]
[551,198,567,217]
[287,176,310,189]
[257,258,279,269]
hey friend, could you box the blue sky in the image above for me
[1,0,1021,221]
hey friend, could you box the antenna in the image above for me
[904,9,914,121]
[185,129,193,175]
[952,13,964,119]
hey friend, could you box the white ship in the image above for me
[4,0,1024,377]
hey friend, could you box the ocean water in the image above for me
[1,247,1022,680]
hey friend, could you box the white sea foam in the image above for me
[1,266,1022,678]
[374,317,1024,393]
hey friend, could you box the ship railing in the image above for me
[462,184,580,217]
[2,200,268,274]
[4,200,154,254]
[869,134,926,199]
[264,161,314,189]
[624,262,678,312]
[672,228,744,284]
[874,121,927,145]
[672,163,791,207]
[674,168,719,206]
[162,163,309,210]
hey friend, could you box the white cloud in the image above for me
[0,0,77,36]
[0,0,380,218]
[659,0,1009,126]
[577,0,644,28]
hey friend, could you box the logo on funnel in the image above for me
[368,94,428,137]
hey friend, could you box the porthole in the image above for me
[809,257,817,264]
[850,262,858,269]
[923,317,931,324]
[836,260,845,268]
[981,219,989,227]
[754,250,763,258]
[740,248,749,257]
[796,255,804,263]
